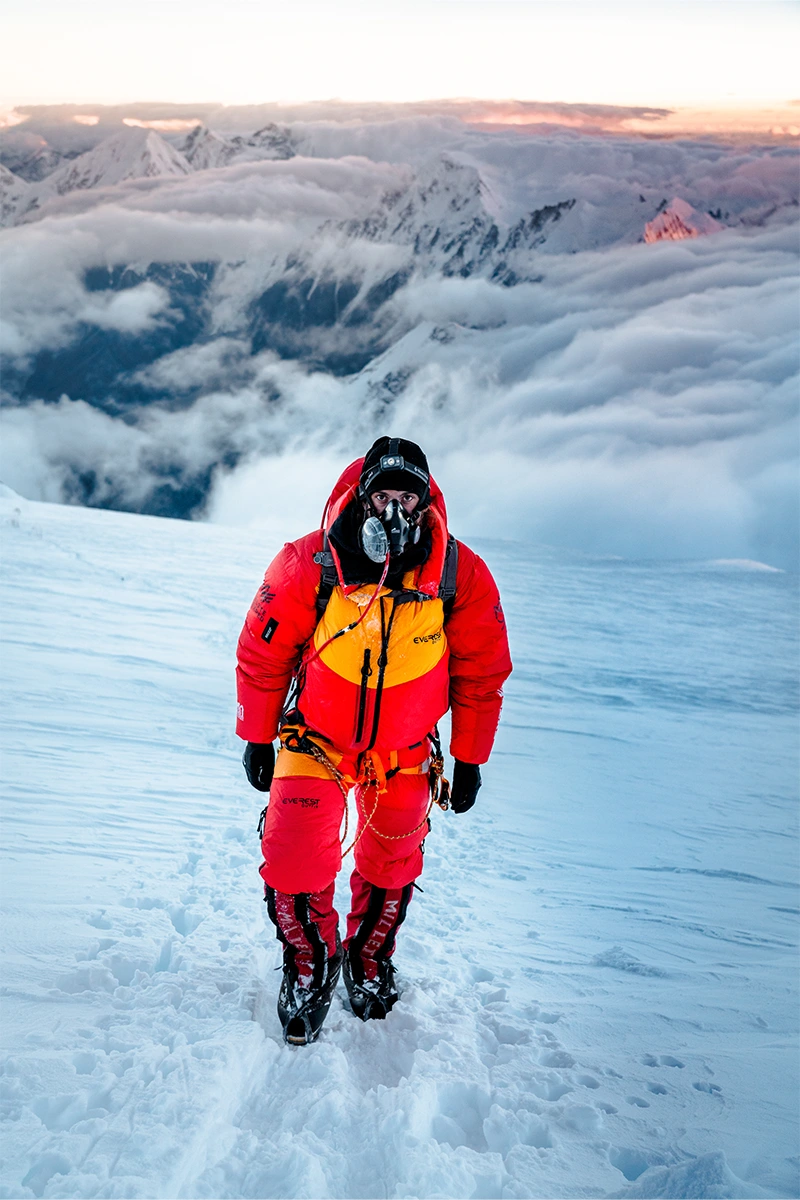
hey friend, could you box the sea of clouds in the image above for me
[1,104,798,566]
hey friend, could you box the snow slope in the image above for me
[1,493,798,1199]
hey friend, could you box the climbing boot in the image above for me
[278,941,343,1045]
[343,952,399,1021]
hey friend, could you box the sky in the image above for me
[2,0,798,111]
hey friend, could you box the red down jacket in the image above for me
[236,460,512,765]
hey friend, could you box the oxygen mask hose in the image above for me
[303,549,390,668]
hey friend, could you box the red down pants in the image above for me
[259,740,431,981]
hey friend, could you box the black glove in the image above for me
[243,741,275,792]
[450,761,482,813]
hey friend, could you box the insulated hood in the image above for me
[320,457,450,600]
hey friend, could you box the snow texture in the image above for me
[1,491,797,1199]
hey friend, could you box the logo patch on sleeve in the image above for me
[253,582,277,621]
[261,617,279,643]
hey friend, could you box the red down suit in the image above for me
[236,461,512,912]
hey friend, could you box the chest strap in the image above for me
[314,535,458,619]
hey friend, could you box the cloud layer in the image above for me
[1,114,797,567]
[208,222,799,566]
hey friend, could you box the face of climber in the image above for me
[369,488,420,516]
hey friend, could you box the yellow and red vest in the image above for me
[300,575,450,754]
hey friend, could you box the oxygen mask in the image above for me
[360,499,419,563]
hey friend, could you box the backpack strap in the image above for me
[314,533,458,619]
[313,535,338,619]
[438,536,458,617]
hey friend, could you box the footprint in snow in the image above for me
[224,826,248,843]
[86,910,113,929]
[72,1051,99,1075]
[530,1078,573,1102]
[562,1104,603,1133]
[539,1048,575,1069]
[21,1153,73,1198]
[178,851,201,875]
[641,1052,685,1068]
[167,904,205,937]
[430,1080,492,1152]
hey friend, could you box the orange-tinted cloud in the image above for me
[467,100,800,144]
[122,118,202,132]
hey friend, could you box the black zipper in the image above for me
[367,597,397,750]
[355,649,372,742]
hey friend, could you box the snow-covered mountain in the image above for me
[0,132,67,180]
[0,164,32,226]
[3,141,69,182]
[180,123,237,170]
[343,154,575,280]
[42,127,192,197]
[181,121,297,169]
[0,124,101,181]
[2,150,586,404]
[644,196,725,243]
[1,128,195,226]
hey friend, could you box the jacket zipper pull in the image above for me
[355,649,372,742]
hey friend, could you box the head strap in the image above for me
[361,456,429,496]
